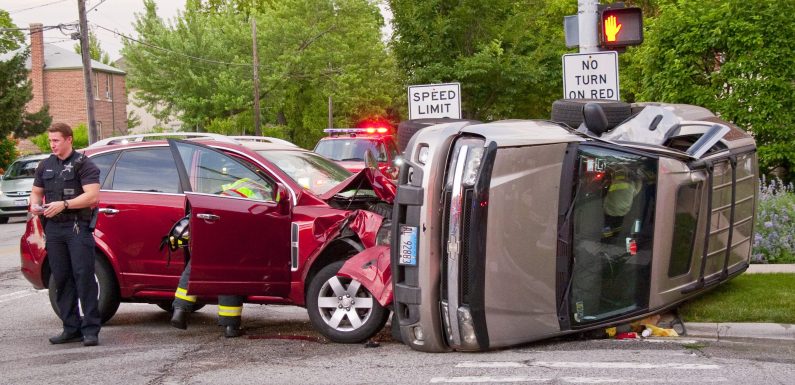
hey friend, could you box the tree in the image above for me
[389,0,575,121]
[625,0,795,181]
[0,10,52,142]
[74,31,113,65]
[122,0,400,148]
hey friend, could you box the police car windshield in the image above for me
[256,150,351,195]
[314,139,387,162]
[4,159,42,179]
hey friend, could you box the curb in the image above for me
[684,322,795,341]
[746,264,795,274]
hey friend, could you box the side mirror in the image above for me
[274,183,291,215]
[583,102,609,136]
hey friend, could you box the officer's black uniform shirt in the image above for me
[33,150,100,197]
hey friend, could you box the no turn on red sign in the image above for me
[407,83,462,120]
[562,51,620,100]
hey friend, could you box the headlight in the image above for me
[417,145,430,165]
[445,137,486,188]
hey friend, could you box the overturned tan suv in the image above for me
[390,101,758,352]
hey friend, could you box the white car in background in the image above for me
[0,153,49,224]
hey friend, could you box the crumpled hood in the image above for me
[319,167,396,204]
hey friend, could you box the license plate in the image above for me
[399,225,418,266]
[13,199,28,207]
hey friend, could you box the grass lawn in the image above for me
[678,273,795,324]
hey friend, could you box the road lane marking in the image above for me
[0,288,42,303]
[431,377,728,384]
[457,362,525,368]
[531,361,721,370]
[431,376,548,383]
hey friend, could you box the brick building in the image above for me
[11,23,128,139]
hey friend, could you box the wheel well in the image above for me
[304,238,362,297]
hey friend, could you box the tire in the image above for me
[156,302,205,313]
[49,256,120,324]
[368,202,393,220]
[551,99,632,130]
[307,260,389,343]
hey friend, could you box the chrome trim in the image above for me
[98,208,119,214]
[445,145,469,346]
[196,213,220,221]
[291,222,299,271]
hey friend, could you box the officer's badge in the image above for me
[63,163,74,173]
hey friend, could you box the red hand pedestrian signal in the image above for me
[599,7,643,48]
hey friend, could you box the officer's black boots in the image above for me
[224,325,243,338]
[83,335,99,346]
[170,307,188,330]
[49,330,83,344]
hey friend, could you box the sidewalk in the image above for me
[682,263,795,341]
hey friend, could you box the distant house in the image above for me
[0,23,128,139]
[114,58,182,133]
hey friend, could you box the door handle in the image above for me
[196,213,220,221]
[98,208,119,215]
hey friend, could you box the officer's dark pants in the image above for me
[172,261,244,327]
[46,220,101,337]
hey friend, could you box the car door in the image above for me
[93,147,188,290]
[168,140,292,297]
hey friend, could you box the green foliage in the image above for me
[74,31,113,65]
[0,12,52,140]
[0,137,18,173]
[389,0,575,120]
[625,0,795,181]
[0,9,24,52]
[122,0,400,149]
[31,123,90,152]
[679,273,795,323]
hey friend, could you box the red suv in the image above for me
[313,128,401,179]
[20,134,395,343]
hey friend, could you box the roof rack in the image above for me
[229,136,298,147]
[88,132,238,148]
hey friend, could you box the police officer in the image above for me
[167,177,268,338]
[29,123,101,346]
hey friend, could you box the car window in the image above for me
[4,158,43,179]
[90,152,119,187]
[314,139,383,162]
[256,150,351,195]
[568,145,658,325]
[110,148,180,193]
[177,143,274,201]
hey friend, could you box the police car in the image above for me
[313,128,401,179]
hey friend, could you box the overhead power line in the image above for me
[92,23,252,67]
[10,0,70,14]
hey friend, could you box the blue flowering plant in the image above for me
[752,177,795,263]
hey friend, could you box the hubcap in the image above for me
[316,276,374,332]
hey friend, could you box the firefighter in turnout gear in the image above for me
[167,177,268,338]
[30,123,101,346]
[602,164,642,239]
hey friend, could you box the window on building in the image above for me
[105,73,112,100]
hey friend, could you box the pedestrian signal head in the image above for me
[599,7,643,48]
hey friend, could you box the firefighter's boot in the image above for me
[170,307,188,330]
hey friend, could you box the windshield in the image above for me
[256,150,351,195]
[4,158,43,179]
[568,145,658,325]
[314,139,388,162]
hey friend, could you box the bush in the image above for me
[752,177,795,263]
[0,137,19,173]
[31,123,89,152]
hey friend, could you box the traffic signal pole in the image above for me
[577,0,601,53]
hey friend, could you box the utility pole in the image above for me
[577,0,600,53]
[328,96,333,128]
[251,17,262,136]
[77,0,98,144]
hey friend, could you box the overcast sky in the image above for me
[0,0,184,61]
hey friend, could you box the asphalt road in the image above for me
[1,217,793,385]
